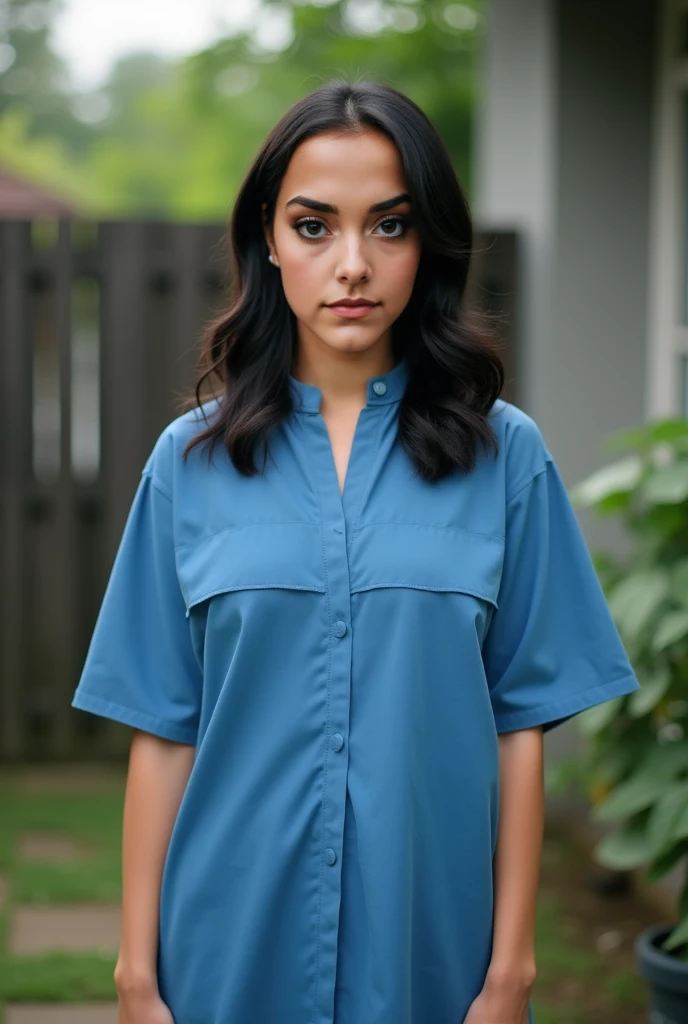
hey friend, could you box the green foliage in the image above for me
[0,0,483,218]
[563,420,688,960]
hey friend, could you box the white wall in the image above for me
[475,0,658,762]
[475,0,655,516]
[474,0,559,426]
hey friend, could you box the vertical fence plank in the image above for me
[169,224,205,415]
[0,221,32,757]
[95,221,151,755]
[50,219,79,754]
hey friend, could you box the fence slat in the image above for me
[0,222,32,757]
[51,219,79,754]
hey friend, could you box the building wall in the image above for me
[473,0,559,427]
[474,0,658,761]
[475,0,656,527]
[554,0,656,494]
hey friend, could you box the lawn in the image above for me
[0,768,654,1022]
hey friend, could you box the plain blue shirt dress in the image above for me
[71,356,640,1024]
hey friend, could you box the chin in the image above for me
[324,334,381,354]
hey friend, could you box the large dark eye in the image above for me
[295,219,326,239]
[376,217,408,237]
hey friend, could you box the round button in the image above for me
[331,733,344,752]
[372,381,387,396]
[333,620,347,638]
[324,847,337,866]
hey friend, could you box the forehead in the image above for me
[278,130,408,205]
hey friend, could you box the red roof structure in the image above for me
[0,166,77,217]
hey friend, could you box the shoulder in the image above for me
[487,398,553,500]
[142,396,224,498]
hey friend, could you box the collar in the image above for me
[288,357,409,414]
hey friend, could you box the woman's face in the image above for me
[263,129,422,360]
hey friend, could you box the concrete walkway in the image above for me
[4,817,122,1023]
[10,904,121,956]
[7,1006,118,1024]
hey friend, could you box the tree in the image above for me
[0,0,484,218]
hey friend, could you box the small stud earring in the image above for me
[268,253,280,267]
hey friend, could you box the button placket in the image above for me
[301,403,390,1024]
[279,364,408,1022]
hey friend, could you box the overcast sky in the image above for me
[52,0,261,90]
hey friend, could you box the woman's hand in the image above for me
[117,990,175,1024]
[115,970,175,1024]
[463,965,534,1024]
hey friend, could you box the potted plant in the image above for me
[550,419,688,1022]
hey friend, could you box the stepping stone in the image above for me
[6,1005,119,1024]
[9,904,121,955]
[17,833,93,862]
[1,764,126,794]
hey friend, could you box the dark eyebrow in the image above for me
[284,193,411,214]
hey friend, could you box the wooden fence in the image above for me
[0,219,519,761]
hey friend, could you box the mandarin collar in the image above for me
[288,357,409,414]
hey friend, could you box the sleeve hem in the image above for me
[491,671,640,734]
[71,690,198,745]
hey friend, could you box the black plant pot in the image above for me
[635,922,688,1023]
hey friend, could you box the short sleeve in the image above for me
[482,456,640,734]
[71,462,202,745]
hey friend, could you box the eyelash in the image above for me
[291,215,410,242]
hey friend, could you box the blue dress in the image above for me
[71,357,639,1024]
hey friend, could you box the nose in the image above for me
[335,231,371,284]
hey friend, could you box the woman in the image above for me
[71,79,640,1024]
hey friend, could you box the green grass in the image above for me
[2,953,118,1002]
[0,770,650,1020]
[530,890,645,1022]
[0,777,124,1007]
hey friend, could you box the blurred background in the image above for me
[1,1,687,1021]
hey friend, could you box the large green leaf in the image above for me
[607,569,670,638]
[646,838,688,883]
[646,782,688,857]
[661,914,688,952]
[593,742,644,785]
[652,609,688,651]
[680,876,688,919]
[592,742,688,821]
[643,461,688,504]
[576,696,624,736]
[640,741,688,779]
[671,559,688,602]
[592,772,672,822]
[628,666,671,716]
[570,456,643,508]
[606,419,688,452]
[670,798,688,842]
[640,503,688,543]
[594,824,653,870]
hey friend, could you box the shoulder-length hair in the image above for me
[181,78,504,480]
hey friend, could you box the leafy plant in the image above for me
[549,419,688,961]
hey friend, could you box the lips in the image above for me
[326,299,380,319]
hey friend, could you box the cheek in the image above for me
[383,248,421,307]
[280,247,323,309]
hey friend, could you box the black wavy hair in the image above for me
[181,77,504,480]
